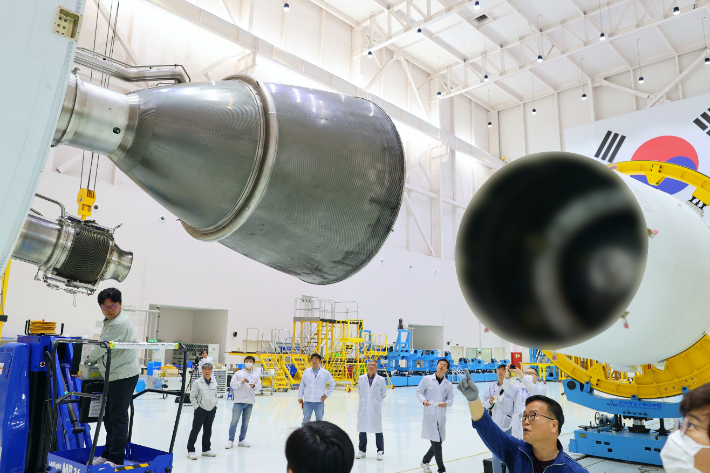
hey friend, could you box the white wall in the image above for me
[4,170,510,358]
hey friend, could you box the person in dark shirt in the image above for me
[457,370,588,473]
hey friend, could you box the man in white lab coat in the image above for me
[510,365,547,440]
[481,364,519,473]
[298,353,335,426]
[417,358,454,473]
[356,360,388,461]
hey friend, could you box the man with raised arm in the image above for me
[457,370,588,473]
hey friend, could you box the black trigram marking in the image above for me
[594,130,626,163]
[693,107,710,136]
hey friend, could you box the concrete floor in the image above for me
[115,381,667,473]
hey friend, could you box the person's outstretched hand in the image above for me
[457,369,480,402]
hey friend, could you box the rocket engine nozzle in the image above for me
[456,152,648,349]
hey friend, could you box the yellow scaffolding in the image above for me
[292,316,388,390]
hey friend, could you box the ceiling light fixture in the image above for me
[599,0,605,40]
[437,91,442,97]
[368,51,373,58]
[581,58,587,100]
[484,74,489,81]
[531,76,536,115]
[637,39,644,84]
[703,18,709,64]
[475,1,480,9]
[283,2,289,11]
[673,5,680,15]
[417,27,422,34]
[536,16,543,61]
[488,91,492,127]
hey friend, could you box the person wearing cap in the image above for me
[298,353,335,426]
[509,365,547,441]
[480,363,519,473]
[187,362,218,460]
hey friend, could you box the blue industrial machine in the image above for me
[564,379,679,466]
[0,323,188,473]
[381,329,507,386]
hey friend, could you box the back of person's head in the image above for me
[285,421,354,473]
[526,395,564,434]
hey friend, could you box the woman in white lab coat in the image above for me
[416,359,454,473]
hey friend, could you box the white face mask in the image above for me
[661,430,710,473]
[245,362,254,369]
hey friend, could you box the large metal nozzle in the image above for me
[11,210,133,294]
[54,73,405,284]
[456,152,648,349]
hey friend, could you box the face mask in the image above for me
[661,430,710,473]
[245,362,253,369]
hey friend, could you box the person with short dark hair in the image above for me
[226,355,261,448]
[481,363,519,473]
[661,383,710,473]
[187,363,218,460]
[417,358,454,473]
[88,288,140,467]
[298,353,335,426]
[285,421,355,473]
[457,370,588,473]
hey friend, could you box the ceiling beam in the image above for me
[436,1,710,100]
[492,45,708,112]
[530,69,557,92]
[607,41,633,68]
[306,0,359,27]
[598,79,670,104]
[141,0,499,168]
[654,25,677,54]
[353,1,502,57]
[365,53,400,90]
[644,48,709,108]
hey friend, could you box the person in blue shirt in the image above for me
[457,370,588,473]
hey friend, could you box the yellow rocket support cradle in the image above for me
[545,335,710,398]
[611,160,710,206]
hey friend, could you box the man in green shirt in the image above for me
[88,288,140,467]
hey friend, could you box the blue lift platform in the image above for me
[0,322,188,473]
[564,379,680,466]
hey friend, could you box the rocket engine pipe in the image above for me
[73,48,190,84]
[52,73,405,285]
[456,152,710,366]
[11,212,132,294]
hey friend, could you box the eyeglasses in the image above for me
[100,304,119,310]
[520,411,556,423]
[680,417,710,437]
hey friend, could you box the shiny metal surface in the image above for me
[52,75,405,284]
[102,244,133,282]
[11,211,133,294]
[74,48,190,84]
[54,73,133,156]
[12,214,62,267]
